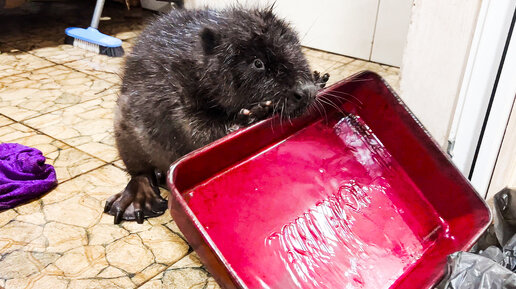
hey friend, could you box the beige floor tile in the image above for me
[0,165,189,288]
[345,59,390,75]
[29,43,99,65]
[66,276,135,289]
[0,123,105,183]
[302,47,355,65]
[0,49,54,78]
[40,164,127,207]
[113,159,126,171]
[302,47,400,91]
[3,266,69,289]
[24,88,119,162]
[62,38,134,81]
[63,57,124,83]
[139,252,221,289]
[0,65,115,121]
[0,115,13,127]
[328,59,400,91]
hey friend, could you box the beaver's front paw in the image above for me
[313,71,330,89]
[235,100,273,125]
[104,175,167,224]
[226,124,242,134]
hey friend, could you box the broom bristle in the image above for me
[65,35,124,57]
[72,38,100,54]
[64,35,75,45]
[100,45,125,57]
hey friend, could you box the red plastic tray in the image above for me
[167,71,491,289]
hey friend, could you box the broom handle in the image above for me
[90,0,105,29]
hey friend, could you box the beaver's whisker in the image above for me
[323,90,363,105]
[318,96,346,117]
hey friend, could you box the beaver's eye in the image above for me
[253,59,264,70]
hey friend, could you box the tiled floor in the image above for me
[0,2,400,289]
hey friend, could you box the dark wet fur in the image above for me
[106,7,328,223]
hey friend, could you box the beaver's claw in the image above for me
[235,100,273,125]
[313,71,330,88]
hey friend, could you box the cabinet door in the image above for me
[272,0,379,61]
[370,0,413,66]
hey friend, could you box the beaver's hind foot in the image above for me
[104,174,167,224]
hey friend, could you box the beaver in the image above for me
[104,6,330,224]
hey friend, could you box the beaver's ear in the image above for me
[200,27,220,55]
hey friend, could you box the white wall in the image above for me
[399,0,482,147]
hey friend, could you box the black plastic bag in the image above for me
[481,246,504,264]
[503,234,516,271]
[491,188,516,271]
[438,251,516,289]
[494,188,516,246]
[474,231,516,272]
[473,224,500,252]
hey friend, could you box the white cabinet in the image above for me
[271,0,380,61]
[184,0,413,67]
[370,0,413,65]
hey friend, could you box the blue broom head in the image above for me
[65,27,122,47]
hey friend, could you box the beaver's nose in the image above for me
[292,84,317,103]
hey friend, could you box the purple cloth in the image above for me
[0,143,57,210]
